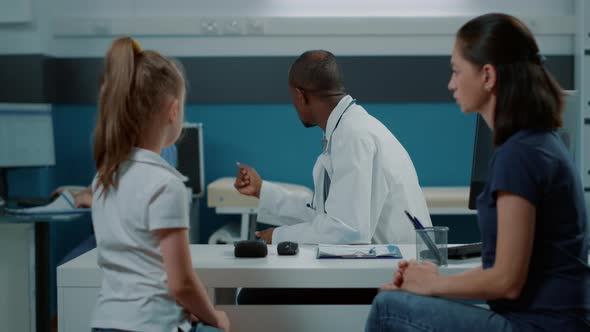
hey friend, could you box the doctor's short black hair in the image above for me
[288,50,346,97]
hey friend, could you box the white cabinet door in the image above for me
[0,223,35,332]
[0,0,31,23]
[58,287,99,332]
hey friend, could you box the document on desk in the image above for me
[5,191,90,216]
[316,244,402,259]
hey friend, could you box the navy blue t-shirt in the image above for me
[477,130,590,324]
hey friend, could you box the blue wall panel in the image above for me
[25,102,479,249]
[7,102,479,316]
[182,102,476,189]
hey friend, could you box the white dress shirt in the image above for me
[90,148,192,332]
[258,95,432,245]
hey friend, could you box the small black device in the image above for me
[16,197,53,208]
[448,242,482,259]
[277,241,299,256]
[234,240,268,258]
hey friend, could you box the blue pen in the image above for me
[404,210,420,229]
[412,215,425,230]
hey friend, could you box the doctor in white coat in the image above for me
[235,50,431,245]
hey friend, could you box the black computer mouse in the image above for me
[234,240,268,258]
[277,241,299,256]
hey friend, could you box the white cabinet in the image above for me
[57,287,99,332]
[0,223,36,332]
[0,0,32,23]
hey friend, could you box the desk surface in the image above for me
[0,211,88,223]
[59,244,481,289]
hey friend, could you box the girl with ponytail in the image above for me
[91,37,229,332]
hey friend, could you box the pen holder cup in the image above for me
[416,226,449,266]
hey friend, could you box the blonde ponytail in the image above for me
[94,37,184,196]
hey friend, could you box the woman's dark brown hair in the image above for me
[94,37,184,195]
[457,13,564,145]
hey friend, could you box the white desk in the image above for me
[207,177,475,241]
[58,244,480,332]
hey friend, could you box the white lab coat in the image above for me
[258,95,432,245]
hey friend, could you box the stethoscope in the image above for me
[307,98,356,212]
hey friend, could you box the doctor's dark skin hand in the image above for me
[234,163,276,243]
[234,163,263,198]
[255,228,275,244]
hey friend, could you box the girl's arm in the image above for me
[157,228,230,331]
[397,192,535,300]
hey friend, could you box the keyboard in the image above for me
[16,197,54,208]
[448,243,482,259]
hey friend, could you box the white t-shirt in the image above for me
[90,148,192,332]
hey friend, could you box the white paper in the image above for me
[5,190,90,215]
[316,244,401,259]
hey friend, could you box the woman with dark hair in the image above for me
[365,13,590,331]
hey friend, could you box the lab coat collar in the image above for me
[324,95,354,140]
[128,147,187,182]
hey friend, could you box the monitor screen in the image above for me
[0,104,55,167]
[468,114,494,209]
[467,91,578,210]
[176,123,204,197]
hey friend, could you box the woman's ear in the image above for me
[482,64,497,92]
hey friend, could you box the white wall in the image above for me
[0,0,50,54]
[0,0,32,23]
[0,0,577,56]
[50,0,574,17]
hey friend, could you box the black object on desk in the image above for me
[277,241,299,255]
[448,243,482,259]
[234,240,268,257]
[16,197,54,207]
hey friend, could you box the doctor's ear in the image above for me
[295,87,309,104]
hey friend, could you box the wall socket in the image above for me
[200,19,219,35]
[200,17,263,36]
[222,18,244,35]
[246,18,264,35]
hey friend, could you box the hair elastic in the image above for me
[131,39,142,55]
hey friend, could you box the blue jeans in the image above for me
[366,291,590,331]
[92,322,222,332]
[365,291,515,332]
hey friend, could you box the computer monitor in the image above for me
[0,103,55,200]
[467,91,579,210]
[468,114,494,209]
[176,122,204,198]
